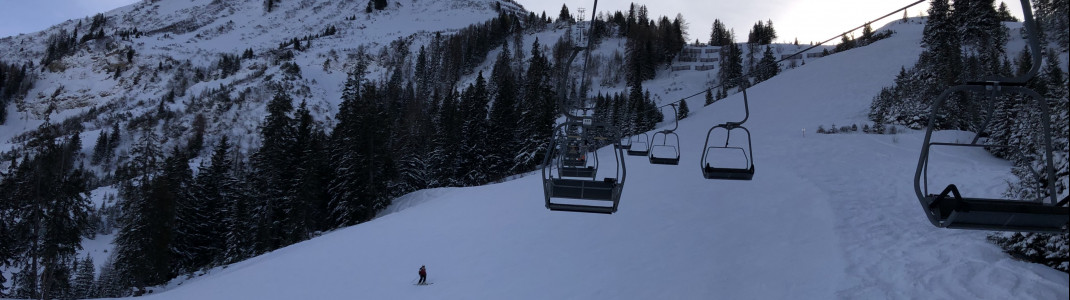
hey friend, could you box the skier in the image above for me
[418,265,427,285]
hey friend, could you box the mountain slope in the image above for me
[0,0,516,155]
[127,19,1068,300]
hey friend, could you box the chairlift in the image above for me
[617,137,632,150]
[701,84,754,180]
[542,0,628,214]
[558,130,597,179]
[626,132,650,156]
[543,120,626,214]
[617,130,633,150]
[914,0,1068,233]
[916,83,1068,233]
[649,103,681,165]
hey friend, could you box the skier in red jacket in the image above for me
[418,265,427,284]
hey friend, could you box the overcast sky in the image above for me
[1,0,1024,45]
[0,0,139,38]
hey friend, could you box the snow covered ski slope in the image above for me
[130,19,1068,300]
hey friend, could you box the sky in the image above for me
[0,0,139,38]
[0,0,1026,44]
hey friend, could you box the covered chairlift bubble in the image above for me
[649,103,681,165]
[701,83,754,180]
[914,0,1068,233]
[542,0,627,214]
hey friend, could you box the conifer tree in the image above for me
[677,100,689,120]
[704,88,714,106]
[173,137,230,273]
[558,4,572,23]
[718,31,743,90]
[71,255,95,299]
[252,90,297,252]
[287,100,329,243]
[755,45,780,83]
[329,60,392,226]
[429,89,463,187]
[114,129,174,292]
[459,72,491,185]
[487,43,520,180]
[94,255,122,297]
[4,129,90,299]
[922,0,961,87]
[91,129,110,165]
[995,2,1018,21]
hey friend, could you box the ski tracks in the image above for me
[783,133,1068,299]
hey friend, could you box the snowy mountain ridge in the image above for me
[0,0,517,156]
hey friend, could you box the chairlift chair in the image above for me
[913,0,1068,233]
[701,84,755,180]
[626,132,650,156]
[617,134,632,150]
[915,83,1068,233]
[701,125,754,180]
[649,103,681,165]
[543,120,627,214]
[558,132,598,179]
[561,138,587,168]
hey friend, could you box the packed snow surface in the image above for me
[118,19,1068,300]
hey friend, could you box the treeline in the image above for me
[0,5,688,296]
[591,87,664,138]
[869,0,1010,130]
[987,49,1068,273]
[96,20,562,296]
[0,125,92,299]
[867,0,1068,272]
[707,18,782,100]
[603,4,686,82]
[0,60,35,124]
[831,23,894,54]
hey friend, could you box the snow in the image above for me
[77,233,117,275]
[117,19,1067,300]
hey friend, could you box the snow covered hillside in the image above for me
[0,0,517,155]
[123,19,1067,300]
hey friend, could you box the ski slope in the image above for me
[120,19,1069,300]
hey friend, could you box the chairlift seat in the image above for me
[627,134,650,156]
[649,129,681,165]
[650,156,680,165]
[702,164,755,180]
[560,166,596,178]
[545,178,621,214]
[562,158,586,168]
[546,203,616,214]
[547,178,618,200]
[923,185,1068,233]
[627,145,649,156]
[649,145,680,165]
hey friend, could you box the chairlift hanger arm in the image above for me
[664,104,679,132]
